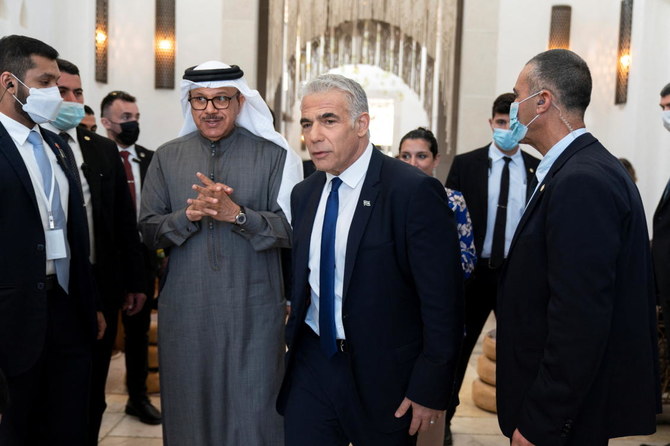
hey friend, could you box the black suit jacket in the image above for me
[72,128,145,307]
[445,145,539,258]
[0,124,98,376]
[652,180,670,306]
[496,133,660,444]
[278,148,465,432]
[131,144,158,297]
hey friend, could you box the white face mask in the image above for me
[10,74,63,124]
[663,110,670,132]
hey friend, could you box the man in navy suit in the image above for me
[0,35,103,445]
[277,73,464,446]
[496,49,660,446]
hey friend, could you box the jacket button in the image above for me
[37,244,45,251]
[37,282,45,290]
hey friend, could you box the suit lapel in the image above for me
[507,133,595,257]
[0,123,40,213]
[136,146,151,185]
[296,173,327,282]
[342,149,382,301]
[475,147,489,210]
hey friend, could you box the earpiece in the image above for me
[6,81,13,88]
[538,98,545,105]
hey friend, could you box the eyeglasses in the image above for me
[188,92,240,110]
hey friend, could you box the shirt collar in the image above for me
[0,111,38,146]
[488,142,523,164]
[41,122,76,142]
[326,142,373,189]
[536,128,588,179]
[118,144,138,159]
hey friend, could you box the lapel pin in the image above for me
[540,184,545,192]
[363,200,371,207]
[530,168,535,173]
[139,152,146,158]
[84,135,91,141]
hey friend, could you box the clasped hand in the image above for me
[185,172,240,223]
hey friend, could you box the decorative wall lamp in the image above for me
[548,5,571,50]
[95,0,108,83]
[155,0,176,89]
[615,0,633,104]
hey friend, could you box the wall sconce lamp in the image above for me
[548,5,571,50]
[615,0,633,104]
[95,0,108,83]
[155,0,176,89]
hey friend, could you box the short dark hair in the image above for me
[84,104,94,115]
[100,90,137,117]
[399,127,438,157]
[526,49,592,116]
[660,83,670,98]
[56,58,79,76]
[492,93,515,117]
[0,35,58,83]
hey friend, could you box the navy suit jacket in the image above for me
[652,176,670,306]
[496,133,660,444]
[445,145,539,258]
[278,148,464,432]
[0,123,98,377]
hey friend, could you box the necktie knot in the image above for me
[120,150,131,161]
[58,131,70,142]
[27,129,43,148]
[503,156,512,165]
[330,176,342,192]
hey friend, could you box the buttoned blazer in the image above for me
[278,148,465,432]
[73,128,144,306]
[0,124,98,376]
[445,145,539,258]
[496,133,660,444]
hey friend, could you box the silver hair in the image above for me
[301,73,369,122]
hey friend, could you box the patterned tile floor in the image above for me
[98,316,670,445]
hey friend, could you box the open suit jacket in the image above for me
[496,133,660,445]
[0,124,98,377]
[72,127,144,306]
[278,148,465,432]
[652,177,670,318]
[445,145,539,258]
[128,144,156,297]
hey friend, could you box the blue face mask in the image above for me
[492,128,518,152]
[508,91,542,145]
[52,101,85,131]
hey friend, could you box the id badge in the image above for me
[45,229,67,260]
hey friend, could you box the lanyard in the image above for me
[24,143,59,230]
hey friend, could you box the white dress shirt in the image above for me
[43,123,96,263]
[0,113,70,274]
[482,144,527,258]
[305,143,373,339]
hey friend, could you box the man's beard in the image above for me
[12,85,33,123]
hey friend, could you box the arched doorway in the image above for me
[260,0,460,177]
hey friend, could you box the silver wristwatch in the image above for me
[234,206,247,225]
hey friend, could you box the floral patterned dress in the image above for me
[446,188,476,278]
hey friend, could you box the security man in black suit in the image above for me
[443,93,539,443]
[101,90,162,425]
[43,59,147,445]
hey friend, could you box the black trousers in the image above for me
[0,285,92,446]
[122,294,152,401]
[283,327,417,446]
[446,259,500,422]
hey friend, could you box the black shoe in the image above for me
[125,398,162,425]
[443,424,453,446]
